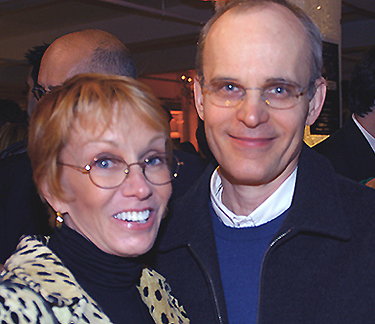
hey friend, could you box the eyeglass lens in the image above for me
[88,154,179,189]
[204,82,308,109]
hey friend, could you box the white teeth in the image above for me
[114,210,150,223]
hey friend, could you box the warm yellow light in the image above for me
[317,5,321,10]
[181,75,186,80]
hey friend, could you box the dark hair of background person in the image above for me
[0,123,28,153]
[348,46,375,117]
[0,99,27,128]
[25,43,50,85]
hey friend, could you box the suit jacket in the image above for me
[150,145,375,324]
[314,117,375,182]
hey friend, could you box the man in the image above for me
[25,44,50,119]
[151,1,375,323]
[314,46,375,182]
[0,44,49,159]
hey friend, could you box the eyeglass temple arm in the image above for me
[58,162,90,174]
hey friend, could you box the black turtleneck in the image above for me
[48,223,154,324]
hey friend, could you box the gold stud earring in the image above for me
[55,211,64,229]
[162,207,169,220]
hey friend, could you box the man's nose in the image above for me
[235,90,270,127]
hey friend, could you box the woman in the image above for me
[0,74,189,324]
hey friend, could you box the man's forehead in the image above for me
[208,3,306,42]
[202,3,310,81]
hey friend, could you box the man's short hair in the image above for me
[65,29,137,79]
[25,44,50,85]
[196,0,323,97]
[88,46,137,79]
[348,46,375,117]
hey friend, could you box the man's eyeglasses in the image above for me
[202,80,313,110]
[59,153,182,189]
[32,83,52,101]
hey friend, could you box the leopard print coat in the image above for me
[0,235,189,324]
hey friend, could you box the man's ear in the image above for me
[194,77,205,120]
[306,77,326,126]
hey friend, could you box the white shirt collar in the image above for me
[352,114,375,153]
[210,167,297,228]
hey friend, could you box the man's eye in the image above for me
[213,83,242,96]
[266,84,294,97]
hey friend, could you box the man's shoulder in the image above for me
[170,150,209,201]
[313,119,359,155]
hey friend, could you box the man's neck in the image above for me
[219,165,297,216]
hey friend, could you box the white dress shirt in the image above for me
[210,167,297,228]
[352,114,375,153]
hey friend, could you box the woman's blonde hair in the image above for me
[29,73,171,202]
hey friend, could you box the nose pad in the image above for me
[120,165,152,200]
[236,89,269,128]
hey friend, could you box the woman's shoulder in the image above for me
[138,268,190,324]
[1,235,114,324]
[0,280,58,323]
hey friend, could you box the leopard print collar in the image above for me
[2,235,189,324]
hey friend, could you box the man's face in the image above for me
[195,4,325,187]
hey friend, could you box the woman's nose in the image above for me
[120,165,152,200]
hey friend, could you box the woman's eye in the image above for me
[94,158,120,169]
[145,154,166,167]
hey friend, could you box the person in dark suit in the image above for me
[314,46,375,182]
[150,1,375,323]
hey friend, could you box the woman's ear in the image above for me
[40,181,68,214]
[306,78,327,126]
[194,78,205,120]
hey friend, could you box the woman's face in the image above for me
[48,111,172,257]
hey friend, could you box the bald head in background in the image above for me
[38,29,136,90]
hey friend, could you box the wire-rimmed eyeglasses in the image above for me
[59,153,182,189]
[32,83,53,101]
[202,80,313,109]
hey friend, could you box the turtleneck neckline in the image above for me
[48,223,145,290]
[48,223,154,324]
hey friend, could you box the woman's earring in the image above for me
[162,207,169,220]
[55,211,64,229]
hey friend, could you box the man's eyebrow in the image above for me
[209,77,240,83]
[208,77,300,86]
[264,77,300,86]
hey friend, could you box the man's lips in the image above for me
[229,134,275,146]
